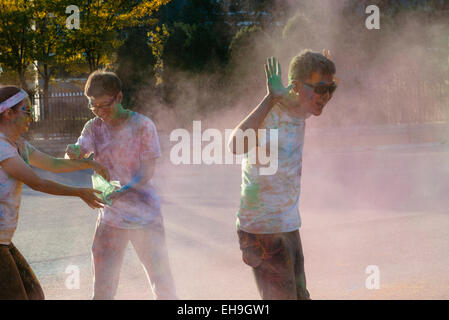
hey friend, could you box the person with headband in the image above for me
[0,85,110,300]
[228,50,337,300]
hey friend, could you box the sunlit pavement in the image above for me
[15,143,449,300]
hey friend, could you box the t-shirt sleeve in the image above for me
[76,119,95,156]
[140,118,161,160]
[0,139,19,163]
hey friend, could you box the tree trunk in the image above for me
[18,67,30,93]
[42,64,50,139]
[42,64,50,121]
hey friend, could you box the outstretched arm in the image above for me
[228,57,292,155]
[28,145,109,180]
[1,155,105,209]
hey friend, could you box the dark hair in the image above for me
[0,85,23,121]
[288,49,336,83]
[84,70,122,98]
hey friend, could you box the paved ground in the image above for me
[13,139,449,300]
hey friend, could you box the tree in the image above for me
[116,26,157,110]
[31,0,69,118]
[160,0,228,73]
[63,0,171,73]
[227,25,275,96]
[162,22,225,73]
[0,0,34,91]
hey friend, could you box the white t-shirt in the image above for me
[237,104,306,234]
[76,112,162,229]
[0,133,29,244]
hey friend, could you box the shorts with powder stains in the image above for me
[237,228,310,300]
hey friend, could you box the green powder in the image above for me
[91,173,121,206]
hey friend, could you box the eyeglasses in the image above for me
[302,81,337,95]
[88,95,117,110]
[21,108,32,115]
[20,103,33,116]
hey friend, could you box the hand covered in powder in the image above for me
[65,144,82,160]
[265,57,293,102]
[76,188,105,209]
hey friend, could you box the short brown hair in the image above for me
[288,49,336,83]
[84,70,122,97]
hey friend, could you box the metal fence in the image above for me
[24,79,449,140]
[26,90,94,141]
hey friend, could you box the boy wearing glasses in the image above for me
[65,70,177,300]
[228,50,337,300]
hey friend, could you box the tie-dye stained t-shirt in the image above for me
[0,134,31,244]
[237,104,306,234]
[76,112,162,229]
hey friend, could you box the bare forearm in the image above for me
[45,158,93,173]
[235,94,274,132]
[30,178,79,197]
[29,146,94,173]
[229,94,275,154]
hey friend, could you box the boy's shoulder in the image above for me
[263,104,305,129]
[262,104,283,129]
[129,111,157,130]
[83,116,101,130]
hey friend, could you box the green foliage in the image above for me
[227,25,276,96]
[160,0,223,26]
[162,22,225,73]
[0,0,34,90]
[56,0,170,73]
[282,12,314,42]
[116,27,157,109]
[159,0,229,74]
[228,25,263,61]
[228,25,275,70]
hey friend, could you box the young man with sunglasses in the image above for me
[65,70,177,299]
[228,49,337,300]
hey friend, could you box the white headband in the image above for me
[0,90,28,114]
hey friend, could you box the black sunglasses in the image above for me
[302,81,337,95]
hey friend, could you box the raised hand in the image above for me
[265,57,293,101]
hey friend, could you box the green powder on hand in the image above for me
[91,173,121,206]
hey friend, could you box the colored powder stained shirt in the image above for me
[76,112,162,229]
[237,104,306,234]
[0,133,30,244]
